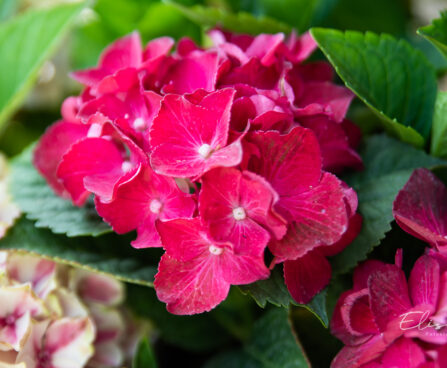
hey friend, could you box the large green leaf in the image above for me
[430,92,447,158]
[126,284,232,352]
[311,28,437,147]
[331,134,445,274]
[204,308,310,368]
[418,11,447,60]
[0,218,158,287]
[166,1,291,35]
[10,145,111,237]
[239,267,328,327]
[0,2,86,129]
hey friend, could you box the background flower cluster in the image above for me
[0,251,146,368]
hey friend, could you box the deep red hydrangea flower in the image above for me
[330,252,447,368]
[33,29,363,314]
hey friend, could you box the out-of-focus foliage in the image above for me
[431,92,447,158]
[72,0,203,69]
[418,11,447,60]
[0,1,85,130]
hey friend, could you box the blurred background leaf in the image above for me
[0,1,86,130]
[418,11,447,60]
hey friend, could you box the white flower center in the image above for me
[149,199,163,214]
[87,123,102,138]
[121,161,132,173]
[133,117,146,131]
[232,207,246,221]
[198,144,213,159]
[209,245,223,255]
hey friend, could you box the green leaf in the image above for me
[0,218,158,287]
[10,145,111,237]
[418,11,447,60]
[126,284,232,352]
[431,92,447,158]
[0,1,86,129]
[239,267,328,327]
[331,134,446,274]
[311,28,438,147]
[133,338,157,368]
[165,1,291,35]
[204,308,310,368]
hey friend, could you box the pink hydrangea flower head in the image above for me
[95,165,196,248]
[393,168,447,251]
[32,28,364,316]
[154,218,269,314]
[150,89,243,178]
[199,167,287,251]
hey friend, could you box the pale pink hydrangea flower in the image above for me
[0,253,147,368]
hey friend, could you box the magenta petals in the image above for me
[154,218,269,314]
[57,137,137,206]
[199,167,286,252]
[71,32,143,91]
[393,168,447,250]
[150,89,242,178]
[33,121,89,197]
[96,166,196,248]
[283,250,331,304]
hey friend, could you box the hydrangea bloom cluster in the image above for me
[0,252,145,368]
[330,169,447,367]
[34,30,362,314]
